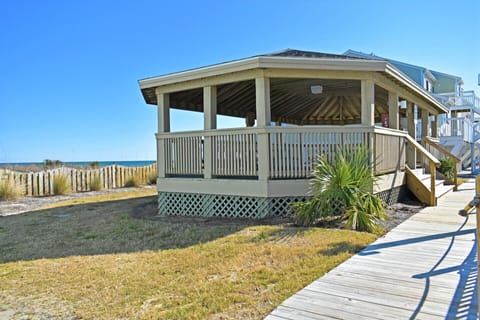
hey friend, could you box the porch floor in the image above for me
[266,180,478,319]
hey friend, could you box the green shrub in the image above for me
[438,157,455,180]
[89,161,100,169]
[148,172,157,185]
[44,159,63,168]
[124,176,140,187]
[90,175,103,191]
[293,147,386,233]
[0,179,23,201]
[53,174,71,195]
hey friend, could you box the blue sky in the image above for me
[1,0,478,163]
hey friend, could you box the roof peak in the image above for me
[261,48,369,60]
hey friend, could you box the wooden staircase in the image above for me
[405,137,461,206]
[405,167,455,206]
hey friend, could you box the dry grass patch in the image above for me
[39,188,157,210]
[0,193,377,319]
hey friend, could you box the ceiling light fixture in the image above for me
[310,85,323,95]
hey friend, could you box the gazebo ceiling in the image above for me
[168,78,390,125]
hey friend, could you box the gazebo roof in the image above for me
[265,49,367,60]
[139,49,448,124]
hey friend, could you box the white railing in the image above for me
[441,91,480,110]
[164,135,203,175]
[268,127,371,179]
[157,126,413,179]
[439,117,468,139]
[212,131,257,176]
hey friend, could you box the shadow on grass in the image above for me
[318,241,366,256]
[0,195,288,263]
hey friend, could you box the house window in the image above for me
[424,79,431,92]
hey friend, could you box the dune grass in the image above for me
[124,175,141,187]
[89,175,103,191]
[53,174,71,195]
[0,192,377,319]
[0,179,23,201]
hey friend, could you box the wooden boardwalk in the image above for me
[266,181,478,319]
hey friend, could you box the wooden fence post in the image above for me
[1,163,154,198]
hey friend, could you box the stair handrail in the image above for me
[424,136,460,191]
[404,134,439,205]
[373,127,441,205]
[404,134,440,165]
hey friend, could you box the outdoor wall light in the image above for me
[310,85,323,94]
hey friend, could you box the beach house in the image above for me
[138,49,452,218]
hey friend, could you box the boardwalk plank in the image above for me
[265,180,478,319]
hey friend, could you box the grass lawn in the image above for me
[0,189,377,319]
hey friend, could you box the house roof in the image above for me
[344,49,463,83]
[139,49,448,123]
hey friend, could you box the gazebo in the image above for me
[138,49,449,218]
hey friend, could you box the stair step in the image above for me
[418,178,447,189]
[416,173,446,186]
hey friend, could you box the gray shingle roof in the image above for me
[261,48,369,60]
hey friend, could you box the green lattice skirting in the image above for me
[158,192,307,219]
[158,186,407,219]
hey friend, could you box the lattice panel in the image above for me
[375,186,408,206]
[268,197,307,216]
[158,192,306,218]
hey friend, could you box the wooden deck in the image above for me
[266,180,478,319]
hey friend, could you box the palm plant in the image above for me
[438,157,455,180]
[293,146,386,233]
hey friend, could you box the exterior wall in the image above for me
[374,171,406,193]
[156,178,310,197]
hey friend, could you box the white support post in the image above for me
[421,108,429,141]
[203,86,217,179]
[156,91,170,178]
[361,79,375,173]
[255,77,271,181]
[431,115,438,138]
[255,77,271,127]
[388,91,399,130]
[451,110,458,135]
[204,86,217,130]
[361,79,375,126]
[157,92,170,133]
[407,102,417,168]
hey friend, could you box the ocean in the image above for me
[0,160,156,167]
